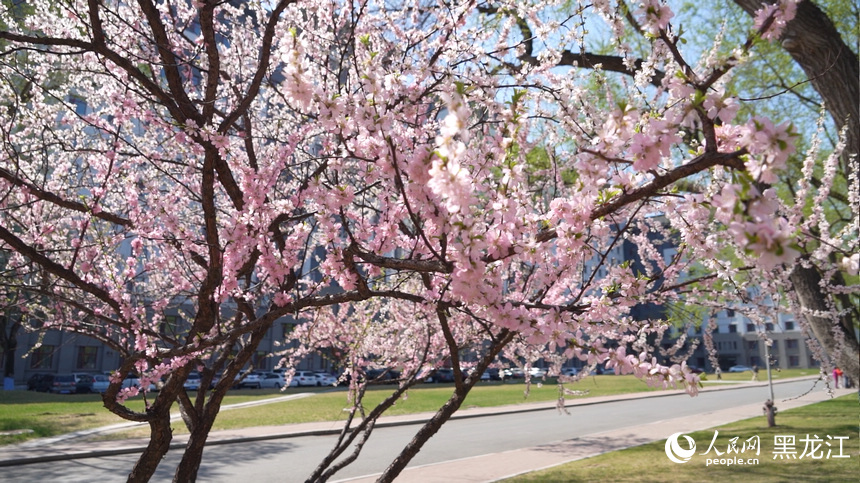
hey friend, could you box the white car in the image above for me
[294,371,318,386]
[259,372,294,389]
[183,372,202,391]
[314,372,338,386]
[236,371,263,389]
[527,367,547,378]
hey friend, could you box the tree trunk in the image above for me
[377,385,469,482]
[173,421,213,483]
[127,415,173,483]
[172,323,271,482]
[790,262,860,383]
[377,329,515,482]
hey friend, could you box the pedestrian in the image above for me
[751,364,759,382]
[715,367,722,380]
[833,367,842,388]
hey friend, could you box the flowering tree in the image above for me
[1,0,851,482]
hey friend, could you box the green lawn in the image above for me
[0,369,817,445]
[506,394,859,482]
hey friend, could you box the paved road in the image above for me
[0,378,830,482]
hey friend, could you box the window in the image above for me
[765,323,774,331]
[747,341,758,350]
[160,315,180,337]
[786,339,798,349]
[251,351,268,370]
[76,346,98,370]
[727,309,735,317]
[789,355,800,367]
[69,95,89,115]
[746,323,755,332]
[281,323,294,339]
[784,321,794,330]
[30,345,55,369]
[729,325,737,333]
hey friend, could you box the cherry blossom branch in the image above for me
[218,0,297,131]
[477,4,665,85]
[0,166,131,226]
[533,149,747,245]
[0,224,121,312]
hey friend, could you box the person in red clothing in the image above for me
[833,367,843,388]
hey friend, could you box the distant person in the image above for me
[751,364,759,381]
[833,367,843,388]
[715,367,722,380]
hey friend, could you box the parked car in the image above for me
[27,373,52,392]
[183,372,202,391]
[728,365,752,373]
[314,372,338,386]
[364,368,400,384]
[293,370,319,387]
[560,367,579,377]
[481,368,502,381]
[75,373,110,394]
[502,367,525,379]
[527,367,547,378]
[687,365,705,374]
[236,371,263,389]
[258,372,288,389]
[432,368,455,383]
[49,374,78,394]
[116,373,162,392]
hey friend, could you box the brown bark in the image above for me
[790,261,860,383]
[126,412,173,483]
[377,388,469,483]
[173,421,211,483]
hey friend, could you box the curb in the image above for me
[0,375,823,467]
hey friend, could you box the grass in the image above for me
[505,394,859,482]
[0,369,817,445]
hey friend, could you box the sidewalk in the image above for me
[0,376,847,477]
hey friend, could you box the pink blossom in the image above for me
[754,0,798,40]
[635,0,675,36]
